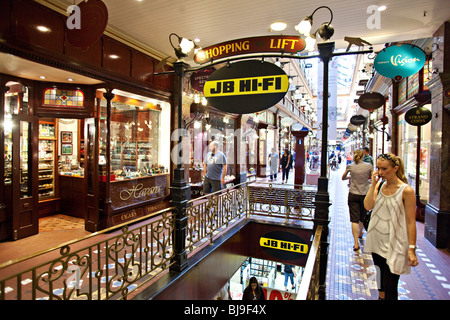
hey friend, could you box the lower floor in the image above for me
[0,167,449,300]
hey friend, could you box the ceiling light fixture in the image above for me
[295,6,334,51]
[109,54,119,59]
[378,5,387,11]
[36,25,51,32]
[270,21,287,32]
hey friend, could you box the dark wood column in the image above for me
[291,129,308,186]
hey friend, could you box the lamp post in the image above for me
[314,41,334,300]
[167,33,197,272]
[169,61,190,272]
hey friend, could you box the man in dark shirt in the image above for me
[203,141,227,194]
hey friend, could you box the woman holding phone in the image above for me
[364,153,418,300]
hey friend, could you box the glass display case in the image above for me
[20,122,32,198]
[98,93,170,215]
[3,91,16,186]
[106,101,164,178]
[38,121,56,200]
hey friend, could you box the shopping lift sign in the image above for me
[203,60,289,114]
[194,35,306,64]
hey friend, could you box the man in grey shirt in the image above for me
[203,141,227,194]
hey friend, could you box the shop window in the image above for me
[99,97,166,179]
[188,113,236,185]
[398,113,430,203]
[43,88,84,107]
[4,82,29,185]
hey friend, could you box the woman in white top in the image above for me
[364,153,418,300]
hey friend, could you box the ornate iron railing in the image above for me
[248,182,316,222]
[185,182,248,253]
[0,181,318,300]
[0,209,175,300]
[297,225,322,300]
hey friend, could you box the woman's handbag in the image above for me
[363,180,384,230]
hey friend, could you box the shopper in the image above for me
[364,153,418,300]
[242,276,266,300]
[363,146,374,165]
[346,152,352,165]
[342,149,373,251]
[284,264,296,291]
[268,148,279,181]
[280,149,292,184]
[203,141,227,194]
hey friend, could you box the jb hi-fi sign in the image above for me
[199,35,306,114]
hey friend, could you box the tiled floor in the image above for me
[39,214,85,232]
[326,166,450,300]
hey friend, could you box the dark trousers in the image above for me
[203,177,222,194]
[282,167,289,181]
[371,253,401,300]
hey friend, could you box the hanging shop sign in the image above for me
[281,117,296,127]
[350,114,367,126]
[259,231,309,261]
[190,67,216,92]
[194,35,306,64]
[66,0,108,49]
[374,44,426,81]
[203,60,289,114]
[405,106,432,126]
[358,92,385,110]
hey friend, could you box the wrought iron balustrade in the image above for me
[0,209,175,300]
[0,181,318,300]
[248,182,317,222]
[297,225,322,300]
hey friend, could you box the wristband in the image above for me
[409,245,416,250]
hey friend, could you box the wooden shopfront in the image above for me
[1,77,172,241]
[0,0,174,241]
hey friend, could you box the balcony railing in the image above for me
[0,181,320,300]
[297,225,322,300]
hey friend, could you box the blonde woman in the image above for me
[342,149,373,251]
[364,153,418,300]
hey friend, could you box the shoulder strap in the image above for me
[377,180,385,193]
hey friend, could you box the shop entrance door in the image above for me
[84,118,99,232]
[11,116,39,240]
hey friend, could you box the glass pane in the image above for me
[109,102,162,178]
[87,123,96,193]
[20,122,32,198]
[43,88,84,107]
[4,115,12,185]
